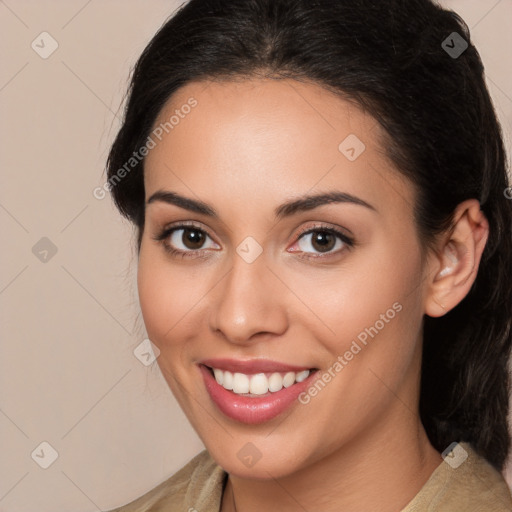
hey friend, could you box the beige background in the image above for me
[0,1,511,510]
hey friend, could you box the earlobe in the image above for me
[424,199,489,318]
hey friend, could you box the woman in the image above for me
[105,0,512,510]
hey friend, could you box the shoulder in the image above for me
[402,442,512,511]
[106,449,227,512]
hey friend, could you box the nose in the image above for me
[209,248,288,345]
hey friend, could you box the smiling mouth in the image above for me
[203,364,319,397]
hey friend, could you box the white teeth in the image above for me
[223,371,234,390]
[282,372,295,388]
[268,372,283,392]
[249,373,268,395]
[232,373,250,394]
[213,368,224,386]
[210,367,312,396]
[295,370,310,383]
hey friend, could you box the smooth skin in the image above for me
[137,78,489,511]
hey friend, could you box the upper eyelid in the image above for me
[294,222,352,239]
[161,220,218,242]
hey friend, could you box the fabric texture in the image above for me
[107,442,512,511]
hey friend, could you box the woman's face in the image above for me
[138,78,433,478]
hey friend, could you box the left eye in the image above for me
[289,228,352,256]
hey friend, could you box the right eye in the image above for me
[153,222,220,258]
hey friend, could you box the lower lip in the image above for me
[199,364,318,424]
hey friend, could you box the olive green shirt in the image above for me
[108,442,512,511]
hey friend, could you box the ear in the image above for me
[424,199,489,317]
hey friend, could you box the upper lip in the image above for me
[199,358,315,374]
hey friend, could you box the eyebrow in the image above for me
[146,189,377,219]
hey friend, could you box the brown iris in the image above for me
[310,230,336,253]
[182,228,205,249]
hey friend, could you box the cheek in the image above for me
[291,249,424,432]
[137,244,219,363]
[302,236,424,381]
[137,248,188,348]
[301,241,420,333]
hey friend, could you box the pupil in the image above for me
[183,228,204,249]
[312,231,334,252]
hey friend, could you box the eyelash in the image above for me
[152,221,355,261]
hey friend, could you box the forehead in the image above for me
[143,78,414,218]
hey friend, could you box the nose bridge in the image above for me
[209,242,287,343]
